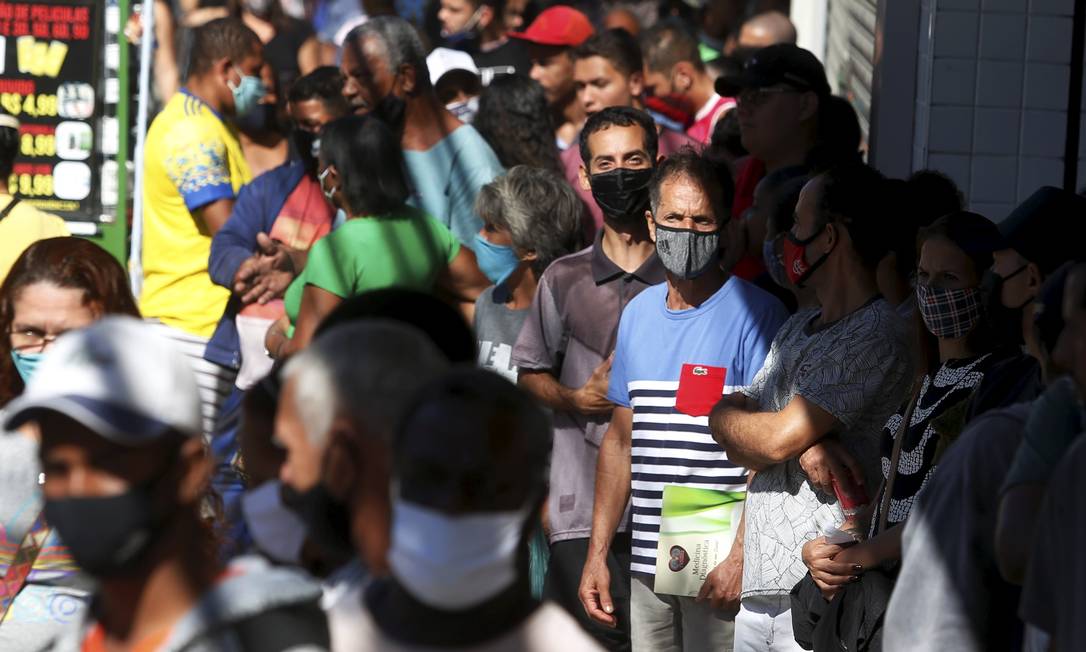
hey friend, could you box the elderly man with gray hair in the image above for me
[339,15,505,248]
[274,320,449,633]
[474,165,584,381]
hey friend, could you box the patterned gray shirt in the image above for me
[739,299,913,598]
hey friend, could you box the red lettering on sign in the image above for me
[12,20,27,35]
[72,22,88,39]
[51,22,68,38]
[19,124,53,135]
[0,80,33,94]
[31,21,46,37]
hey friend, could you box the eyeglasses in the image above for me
[737,87,799,108]
[9,328,63,354]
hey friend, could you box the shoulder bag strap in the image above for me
[877,378,924,535]
[0,197,20,222]
[0,510,52,624]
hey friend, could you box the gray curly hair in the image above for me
[475,165,584,276]
[345,16,431,90]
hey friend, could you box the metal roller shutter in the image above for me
[823,0,878,140]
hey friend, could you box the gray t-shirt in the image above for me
[884,402,1029,652]
[475,284,529,383]
[1001,376,1085,491]
[512,239,666,543]
[1020,434,1086,650]
[740,299,913,598]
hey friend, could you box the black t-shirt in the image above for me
[264,17,314,92]
[473,38,532,81]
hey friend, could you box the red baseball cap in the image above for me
[509,6,594,48]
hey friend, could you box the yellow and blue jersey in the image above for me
[140,90,251,339]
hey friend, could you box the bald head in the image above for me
[738,11,797,50]
[604,7,641,36]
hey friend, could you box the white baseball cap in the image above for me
[4,316,202,444]
[426,47,479,86]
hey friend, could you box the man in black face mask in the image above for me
[340,16,505,248]
[513,106,667,649]
[578,149,788,651]
[970,186,1086,416]
[5,317,330,651]
[205,66,350,555]
[276,322,448,621]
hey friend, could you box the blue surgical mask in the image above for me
[228,65,267,118]
[472,233,521,285]
[11,350,42,383]
[388,499,527,610]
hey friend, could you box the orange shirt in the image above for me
[82,625,171,652]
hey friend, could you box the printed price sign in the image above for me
[0,0,100,220]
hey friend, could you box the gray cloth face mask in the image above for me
[653,222,721,280]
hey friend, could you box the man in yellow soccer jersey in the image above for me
[141,17,265,435]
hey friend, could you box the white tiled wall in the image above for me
[913,0,1079,221]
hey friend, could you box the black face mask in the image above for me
[280,482,355,565]
[981,265,1031,347]
[373,93,407,136]
[590,167,654,223]
[44,483,163,578]
[291,128,318,171]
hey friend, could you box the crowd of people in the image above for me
[0,1,1083,651]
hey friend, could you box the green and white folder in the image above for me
[653,485,745,597]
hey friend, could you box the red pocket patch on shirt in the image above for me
[675,363,727,417]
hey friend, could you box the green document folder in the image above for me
[653,485,745,597]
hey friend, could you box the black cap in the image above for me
[999,186,1086,276]
[715,44,831,98]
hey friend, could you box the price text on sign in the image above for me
[0,0,99,221]
[0,92,57,117]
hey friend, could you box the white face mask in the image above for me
[388,499,527,611]
[317,166,337,201]
[241,480,308,565]
[446,96,479,123]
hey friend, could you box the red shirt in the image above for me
[237,173,334,321]
[730,157,767,281]
[686,93,736,145]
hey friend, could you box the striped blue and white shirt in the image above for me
[608,279,788,577]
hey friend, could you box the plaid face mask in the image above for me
[917,283,982,339]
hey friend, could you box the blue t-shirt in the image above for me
[608,277,788,577]
[402,125,504,248]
